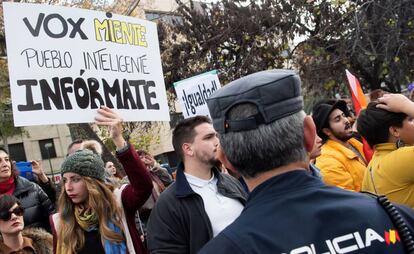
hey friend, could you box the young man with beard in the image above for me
[312,100,367,191]
[146,116,247,254]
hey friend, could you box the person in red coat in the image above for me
[50,106,153,254]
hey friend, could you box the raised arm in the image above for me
[95,106,153,211]
[31,160,57,204]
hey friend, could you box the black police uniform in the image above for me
[199,170,414,254]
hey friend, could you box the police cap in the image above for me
[206,69,303,134]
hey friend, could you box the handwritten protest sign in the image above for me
[3,3,170,126]
[174,70,221,118]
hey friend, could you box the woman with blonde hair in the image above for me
[50,106,153,254]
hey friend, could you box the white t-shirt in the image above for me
[184,172,244,237]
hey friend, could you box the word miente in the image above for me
[94,14,147,47]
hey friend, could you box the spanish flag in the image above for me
[345,69,373,162]
[345,70,368,114]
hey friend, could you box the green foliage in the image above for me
[159,0,290,88]
[293,0,414,95]
[130,133,161,152]
[0,60,26,148]
[0,100,25,140]
[96,120,161,153]
[159,0,414,100]
[125,121,161,152]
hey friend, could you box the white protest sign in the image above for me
[3,3,170,126]
[174,70,221,118]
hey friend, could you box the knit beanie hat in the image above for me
[61,143,105,181]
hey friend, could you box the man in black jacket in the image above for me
[199,69,414,254]
[147,116,247,254]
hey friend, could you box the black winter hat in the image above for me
[312,100,349,140]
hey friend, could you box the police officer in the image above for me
[199,69,414,254]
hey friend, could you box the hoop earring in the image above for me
[396,138,405,148]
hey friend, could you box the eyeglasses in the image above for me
[0,206,24,221]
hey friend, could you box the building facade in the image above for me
[1,125,72,183]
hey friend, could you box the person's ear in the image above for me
[182,143,194,157]
[304,116,316,153]
[389,126,400,140]
[322,127,332,138]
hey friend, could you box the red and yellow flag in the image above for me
[345,70,368,114]
[345,70,373,162]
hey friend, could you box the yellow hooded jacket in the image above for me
[316,138,367,191]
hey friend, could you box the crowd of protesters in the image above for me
[1,68,414,254]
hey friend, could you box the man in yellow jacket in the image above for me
[312,100,367,191]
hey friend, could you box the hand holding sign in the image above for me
[95,106,125,149]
